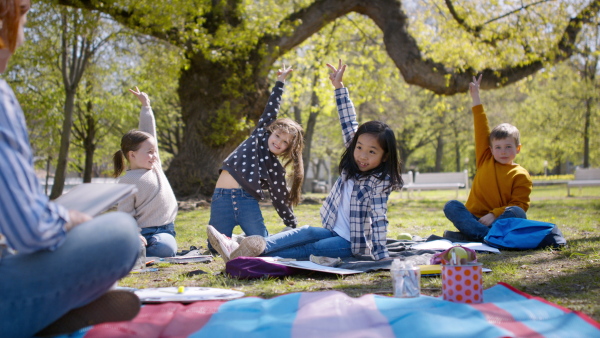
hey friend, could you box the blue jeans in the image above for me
[208,188,268,250]
[443,200,527,241]
[0,212,139,337]
[141,223,177,257]
[261,225,352,260]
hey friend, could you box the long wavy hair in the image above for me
[338,121,403,191]
[267,118,304,206]
[112,130,153,178]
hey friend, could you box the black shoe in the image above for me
[36,290,141,337]
[442,230,470,242]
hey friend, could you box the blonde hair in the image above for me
[267,118,304,206]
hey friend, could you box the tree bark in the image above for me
[50,89,75,199]
[82,113,96,183]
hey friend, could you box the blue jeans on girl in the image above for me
[0,212,139,337]
[209,188,268,251]
[262,225,352,260]
[141,223,177,257]
[443,200,527,241]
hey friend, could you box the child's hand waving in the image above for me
[276,64,293,82]
[469,74,482,107]
[326,59,347,89]
[129,86,151,107]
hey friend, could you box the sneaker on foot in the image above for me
[36,290,141,337]
[443,230,469,242]
[207,225,239,262]
[230,235,266,261]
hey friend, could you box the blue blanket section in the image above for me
[57,284,600,338]
[191,294,302,337]
[375,296,510,337]
[484,284,598,338]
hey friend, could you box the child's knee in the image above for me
[444,200,463,212]
[505,206,526,219]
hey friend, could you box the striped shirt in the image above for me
[320,87,391,260]
[0,80,70,260]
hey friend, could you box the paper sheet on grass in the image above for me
[260,257,363,275]
[411,239,500,253]
[134,287,245,303]
[53,183,137,216]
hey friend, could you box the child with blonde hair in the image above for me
[206,64,304,257]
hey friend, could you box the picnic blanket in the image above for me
[59,283,599,338]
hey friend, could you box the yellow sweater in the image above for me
[465,105,532,218]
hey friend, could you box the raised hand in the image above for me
[469,74,482,106]
[276,64,293,82]
[129,86,151,107]
[326,59,347,89]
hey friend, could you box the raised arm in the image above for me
[469,75,492,168]
[470,74,482,107]
[128,87,156,139]
[326,59,346,89]
[255,64,293,130]
[328,59,357,147]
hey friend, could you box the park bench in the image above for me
[402,170,469,198]
[567,167,600,196]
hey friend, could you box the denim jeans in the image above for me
[261,225,352,260]
[0,212,139,337]
[141,223,177,257]
[443,200,527,241]
[208,188,268,251]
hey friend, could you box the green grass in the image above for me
[121,185,600,321]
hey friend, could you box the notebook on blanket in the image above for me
[53,183,137,216]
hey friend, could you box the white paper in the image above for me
[53,183,137,216]
[135,287,245,303]
[258,257,362,275]
[411,239,500,253]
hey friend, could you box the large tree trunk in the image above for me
[166,52,272,197]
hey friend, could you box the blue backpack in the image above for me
[483,218,567,250]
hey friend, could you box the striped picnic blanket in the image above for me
[61,283,600,338]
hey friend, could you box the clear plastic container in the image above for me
[391,259,421,298]
[134,242,146,270]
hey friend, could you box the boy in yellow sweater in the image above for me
[443,74,533,242]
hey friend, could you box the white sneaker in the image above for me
[230,235,266,261]
[207,225,239,262]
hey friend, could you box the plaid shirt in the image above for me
[320,87,391,260]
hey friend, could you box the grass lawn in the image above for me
[120,184,600,321]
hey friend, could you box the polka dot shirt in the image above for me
[221,81,297,228]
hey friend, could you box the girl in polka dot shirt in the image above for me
[208,64,305,245]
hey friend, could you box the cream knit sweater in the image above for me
[117,106,178,228]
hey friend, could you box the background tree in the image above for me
[50,7,114,198]
[53,0,599,197]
